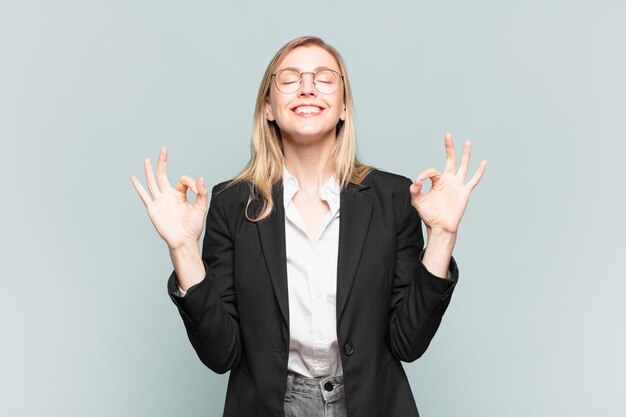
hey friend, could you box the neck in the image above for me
[282,133,336,196]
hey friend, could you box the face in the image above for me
[265,45,346,145]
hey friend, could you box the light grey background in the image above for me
[1,1,624,416]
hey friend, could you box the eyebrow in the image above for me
[277,66,337,72]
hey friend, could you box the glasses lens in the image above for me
[275,70,301,94]
[314,70,341,94]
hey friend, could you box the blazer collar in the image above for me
[255,176,374,327]
[255,184,290,327]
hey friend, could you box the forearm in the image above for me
[166,269,241,374]
[386,254,458,362]
[422,228,457,278]
[169,241,205,291]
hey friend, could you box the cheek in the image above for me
[267,95,289,121]
[332,94,346,117]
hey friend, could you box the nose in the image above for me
[298,72,316,96]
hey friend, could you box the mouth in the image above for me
[291,105,324,116]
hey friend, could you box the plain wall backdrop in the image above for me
[1,1,624,416]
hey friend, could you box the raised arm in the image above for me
[130,146,208,290]
[131,148,241,373]
[386,133,486,361]
[410,133,486,277]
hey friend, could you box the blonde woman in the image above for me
[131,36,486,417]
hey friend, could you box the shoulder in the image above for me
[357,169,417,223]
[352,169,414,214]
[209,179,252,205]
[361,168,413,195]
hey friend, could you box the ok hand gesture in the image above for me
[130,147,209,250]
[410,133,486,236]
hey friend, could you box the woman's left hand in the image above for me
[410,133,487,236]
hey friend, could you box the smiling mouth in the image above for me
[292,105,323,115]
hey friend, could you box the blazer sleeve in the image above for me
[385,177,459,363]
[166,184,241,374]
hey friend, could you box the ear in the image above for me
[339,103,346,121]
[265,97,275,121]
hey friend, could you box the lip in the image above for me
[290,103,325,117]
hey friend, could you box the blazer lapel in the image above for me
[255,184,290,327]
[255,178,374,328]
[337,180,373,323]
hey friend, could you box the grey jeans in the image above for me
[283,372,348,417]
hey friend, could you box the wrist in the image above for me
[422,230,456,279]
[169,242,204,292]
[427,228,457,245]
[169,241,201,261]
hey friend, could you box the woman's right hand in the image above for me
[130,147,209,250]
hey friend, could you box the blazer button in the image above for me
[344,342,354,356]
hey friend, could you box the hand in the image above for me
[410,133,486,236]
[130,147,209,250]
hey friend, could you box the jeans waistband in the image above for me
[285,372,345,403]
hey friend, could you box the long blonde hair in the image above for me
[231,36,373,222]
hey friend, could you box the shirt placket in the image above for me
[308,242,329,375]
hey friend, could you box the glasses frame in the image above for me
[270,69,344,95]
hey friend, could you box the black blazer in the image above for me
[167,169,458,417]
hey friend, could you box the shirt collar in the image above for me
[282,166,341,209]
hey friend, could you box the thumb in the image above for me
[195,177,209,210]
[410,178,423,198]
[409,180,425,207]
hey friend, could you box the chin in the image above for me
[282,129,336,146]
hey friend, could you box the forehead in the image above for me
[276,45,340,72]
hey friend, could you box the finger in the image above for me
[466,160,487,190]
[156,147,172,192]
[144,158,160,198]
[176,175,198,193]
[130,175,152,208]
[416,167,442,184]
[443,133,456,174]
[175,175,197,201]
[195,177,209,210]
[457,140,472,179]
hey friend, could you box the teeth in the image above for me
[294,106,321,114]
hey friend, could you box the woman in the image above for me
[131,36,486,417]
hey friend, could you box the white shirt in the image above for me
[282,167,342,378]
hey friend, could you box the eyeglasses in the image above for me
[271,69,343,95]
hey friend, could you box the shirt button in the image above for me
[344,342,354,356]
[324,382,334,391]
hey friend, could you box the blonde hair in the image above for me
[231,36,373,221]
